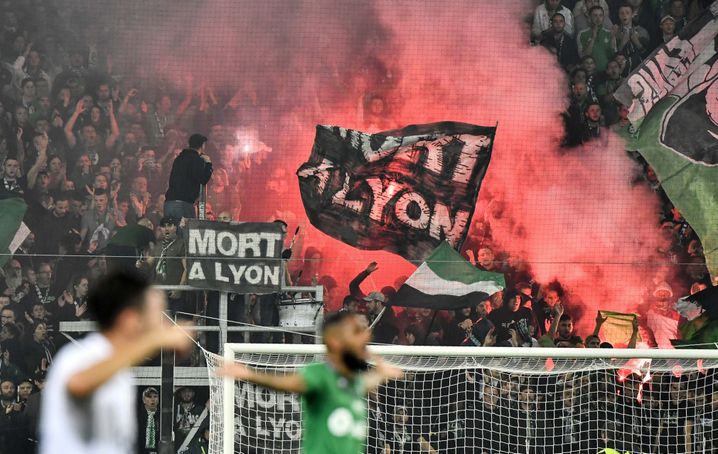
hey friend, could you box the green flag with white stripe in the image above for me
[0,197,27,267]
[392,242,505,309]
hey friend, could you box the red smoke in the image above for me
[93,0,671,336]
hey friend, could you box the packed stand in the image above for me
[0,0,715,452]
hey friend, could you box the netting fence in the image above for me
[208,345,718,454]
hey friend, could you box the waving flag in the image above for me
[0,198,27,267]
[391,242,504,310]
[297,122,496,262]
[614,1,718,279]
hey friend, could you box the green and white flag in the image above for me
[392,242,504,309]
[0,197,27,267]
[614,1,718,279]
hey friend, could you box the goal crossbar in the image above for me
[223,343,718,359]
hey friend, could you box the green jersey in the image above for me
[300,363,367,454]
[577,27,614,72]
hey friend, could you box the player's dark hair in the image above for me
[323,310,356,334]
[87,270,150,331]
[588,5,604,14]
[188,133,208,150]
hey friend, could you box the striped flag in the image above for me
[0,197,27,267]
[392,242,504,309]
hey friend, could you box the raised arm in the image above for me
[176,76,193,117]
[349,262,378,300]
[67,318,192,399]
[64,100,85,149]
[119,88,138,116]
[628,316,639,349]
[363,356,404,393]
[216,361,307,394]
[105,100,120,148]
[592,311,607,337]
[547,303,564,339]
[27,134,49,189]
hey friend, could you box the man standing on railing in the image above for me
[164,134,213,222]
[218,311,403,454]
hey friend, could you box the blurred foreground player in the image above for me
[39,271,193,454]
[218,311,403,454]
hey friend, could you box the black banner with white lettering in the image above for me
[234,382,302,451]
[185,220,284,294]
[297,122,496,262]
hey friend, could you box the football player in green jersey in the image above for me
[217,310,403,454]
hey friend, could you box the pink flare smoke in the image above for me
[95,0,669,336]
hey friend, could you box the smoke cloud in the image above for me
[74,0,671,335]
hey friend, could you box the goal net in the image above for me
[205,345,718,454]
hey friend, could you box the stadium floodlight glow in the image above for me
[207,344,718,454]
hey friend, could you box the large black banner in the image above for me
[185,220,284,294]
[297,122,496,262]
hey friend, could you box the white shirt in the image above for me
[646,309,679,349]
[39,333,136,454]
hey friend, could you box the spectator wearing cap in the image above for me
[348,262,399,343]
[363,290,399,344]
[138,387,160,454]
[657,15,677,46]
[532,0,575,41]
[164,133,213,222]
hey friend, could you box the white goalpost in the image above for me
[206,345,718,454]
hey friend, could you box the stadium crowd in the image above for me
[0,0,715,453]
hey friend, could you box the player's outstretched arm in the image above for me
[66,323,193,399]
[364,356,404,393]
[216,362,307,394]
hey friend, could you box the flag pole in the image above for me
[369,306,388,330]
[198,184,207,220]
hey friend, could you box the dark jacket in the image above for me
[165,149,213,203]
[137,408,160,454]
